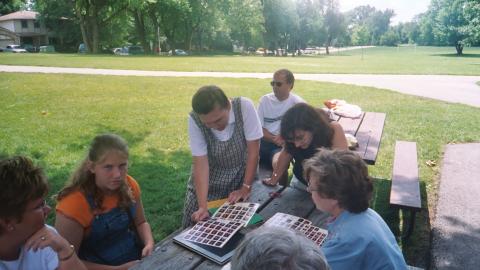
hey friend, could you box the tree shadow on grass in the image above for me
[431,53,480,58]
[32,126,193,242]
[372,178,431,269]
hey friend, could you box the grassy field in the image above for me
[1,72,480,267]
[1,46,480,75]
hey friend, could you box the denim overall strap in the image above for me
[79,194,141,266]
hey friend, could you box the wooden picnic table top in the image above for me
[131,167,330,270]
[131,111,386,270]
[334,111,386,165]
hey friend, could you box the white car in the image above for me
[5,44,27,53]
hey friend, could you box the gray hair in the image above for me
[230,227,330,270]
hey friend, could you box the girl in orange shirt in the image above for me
[55,134,154,270]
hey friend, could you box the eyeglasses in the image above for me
[286,134,306,144]
[270,81,283,87]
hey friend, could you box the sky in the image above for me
[339,0,431,25]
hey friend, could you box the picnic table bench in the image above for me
[131,111,387,270]
[389,141,421,239]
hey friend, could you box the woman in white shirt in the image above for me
[182,85,263,228]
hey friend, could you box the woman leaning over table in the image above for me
[263,103,348,189]
[54,134,154,270]
[0,156,86,270]
[182,85,262,228]
[304,149,408,269]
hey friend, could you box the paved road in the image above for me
[1,65,479,107]
[431,143,480,270]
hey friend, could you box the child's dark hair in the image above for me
[0,156,48,229]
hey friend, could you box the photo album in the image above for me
[173,202,260,265]
[263,212,329,247]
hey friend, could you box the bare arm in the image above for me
[228,139,260,203]
[263,149,292,186]
[191,155,210,222]
[55,213,138,270]
[24,225,87,270]
[330,122,348,150]
[133,197,154,257]
[262,128,283,146]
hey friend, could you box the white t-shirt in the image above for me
[0,226,59,270]
[257,93,305,135]
[189,97,263,156]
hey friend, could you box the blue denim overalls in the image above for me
[78,195,143,265]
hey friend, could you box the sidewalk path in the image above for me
[431,143,480,269]
[1,65,479,108]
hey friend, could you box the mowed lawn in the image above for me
[0,46,480,75]
[1,72,480,266]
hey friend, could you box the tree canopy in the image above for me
[23,0,480,54]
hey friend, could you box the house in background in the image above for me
[0,10,51,48]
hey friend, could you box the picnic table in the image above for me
[131,111,386,270]
[131,167,328,270]
[332,111,386,165]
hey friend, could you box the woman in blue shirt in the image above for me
[303,149,408,270]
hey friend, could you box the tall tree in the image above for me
[73,0,130,53]
[0,0,26,15]
[224,0,264,50]
[149,0,189,54]
[323,0,345,54]
[261,0,298,54]
[295,0,326,50]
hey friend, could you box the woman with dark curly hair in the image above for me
[303,149,407,270]
[262,103,347,188]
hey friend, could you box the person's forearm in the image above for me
[57,247,87,270]
[244,140,260,186]
[137,222,154,248]
[193,157,209,209]
[262,128,276,142]
[272,150,292,181]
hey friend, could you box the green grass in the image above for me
[1,46,480,75]
[1,72,479,268]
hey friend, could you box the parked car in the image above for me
[23,44,39,53]
[78,43,86,53]
[39,45,55,53]
[168,49,188,55]
[4,44,27,53]
[112,47,125,55]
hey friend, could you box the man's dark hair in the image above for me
[274,69,295,87]
[192,85,230,114]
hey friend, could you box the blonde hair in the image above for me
[56,134,134,210]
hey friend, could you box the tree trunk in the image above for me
[455,42,463,55]
[91,14,99,54]
[326,36,331,55]
[134,9,149,53]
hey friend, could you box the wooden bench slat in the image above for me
[131,236,203,270]
[337,112,365,135]
[258,187,315,221]
[354,112,386,165]
[390,141,421,209]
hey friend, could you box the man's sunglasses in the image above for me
[270,81,283,87]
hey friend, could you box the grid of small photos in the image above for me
[183,218,243,248]
[183,202,260,248]
[264,212,329,247]
[211,202,260,225]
